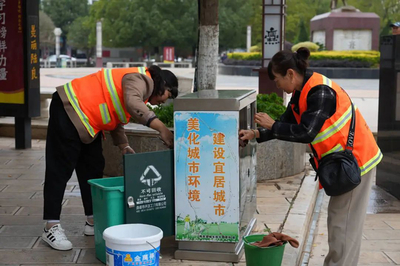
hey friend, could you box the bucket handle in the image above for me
[146,241,162,259]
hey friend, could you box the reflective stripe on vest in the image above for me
[99,103,111,124]
[311,105,358,145]
[103,69,128,123]
[64,82,96,137]
[320,143,344,158]
[360,149,383,175]
[138,67,146,74]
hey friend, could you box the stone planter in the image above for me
[256,140,306,181]
[102,123,169,177]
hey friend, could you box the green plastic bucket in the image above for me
[88,176,125,264]
[243,234,286,266]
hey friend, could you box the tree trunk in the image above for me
[197,0,219,96]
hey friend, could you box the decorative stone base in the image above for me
[257,140,306,181]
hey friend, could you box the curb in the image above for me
[281,172,319,266]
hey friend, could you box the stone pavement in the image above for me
[0,136,317,265]
[307,178,400,266]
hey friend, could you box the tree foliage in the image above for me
[39,11,55,48]
[67,16,96,64]
[42,0,89,36]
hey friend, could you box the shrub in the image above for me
[250,44,261,53]
[309,59,372,68]
[257,93,286,120]
[292,42,320,52]
[227,52,262,61]
[310,51,380,67]
[144,93,287,127]
[147,103,174,127]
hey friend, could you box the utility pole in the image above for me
[197,0,219,97]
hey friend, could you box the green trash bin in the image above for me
[243,234,286,266]
[88,176,125,264]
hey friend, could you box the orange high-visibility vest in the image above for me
[291,72,382,176]
[63,67,151,137]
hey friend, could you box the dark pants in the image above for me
[43,92,105,220]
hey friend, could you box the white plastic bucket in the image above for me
[103,224,163,266]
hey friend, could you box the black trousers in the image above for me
[43,92,105,220]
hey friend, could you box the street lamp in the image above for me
[53,27,62,59]
[96,21,103,67]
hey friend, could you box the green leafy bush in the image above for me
[145,93,286,127]
[227,52,262,61]
[250,44,261,53]
[147,103,174,128]
[292,41,320,52]
[310,50,380,67]
[257,93,286,120]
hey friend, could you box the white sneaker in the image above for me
[42,224,73,251]
[84,221,94,236]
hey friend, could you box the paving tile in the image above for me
[0,206,19,215]
[0,198,48,207]
[0,192,35,199]
[0,163,33,169]
[37,235,95,249]
[385,221,400,230]
[257,197,290,206]
[0,224,85,237]
[256,188,296,198]
[16,205,85,216]
[0,179,42,186]
[358,251,393,264]
[385,252,400,264]
[0,173,21,179]
[17,174,45,180]
[2,184,44,192]
[254,214,286,224]
[0,215,43,225]
[363,230,400,240]
[257,205,290,215]
[363,219,394,230]
[366,214,400,221]
[0,249,80,263]
[0,236,37,248]
[361,240,400,252]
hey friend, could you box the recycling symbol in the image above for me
[140,165,162,187]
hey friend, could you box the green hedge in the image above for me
[227,52,262,61]
[310,51,380,66]
[227,50,380,67]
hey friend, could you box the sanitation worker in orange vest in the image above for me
[41,65,178,251]
[239,47,382,266]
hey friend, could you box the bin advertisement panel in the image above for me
[174,111,239,242]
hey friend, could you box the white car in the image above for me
[46,54,77,62]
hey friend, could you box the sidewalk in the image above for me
[1,135,398,265]
[0,136,317,265]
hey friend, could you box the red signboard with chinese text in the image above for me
[163,46,174,63]
[0,0,25,104]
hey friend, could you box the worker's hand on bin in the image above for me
[159,129,174,149]
[255,112,275,130]
[239,129,258,144]
[118,143,135,155]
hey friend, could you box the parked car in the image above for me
[46,54,77,62]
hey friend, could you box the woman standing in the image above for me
[240,47,382,265]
